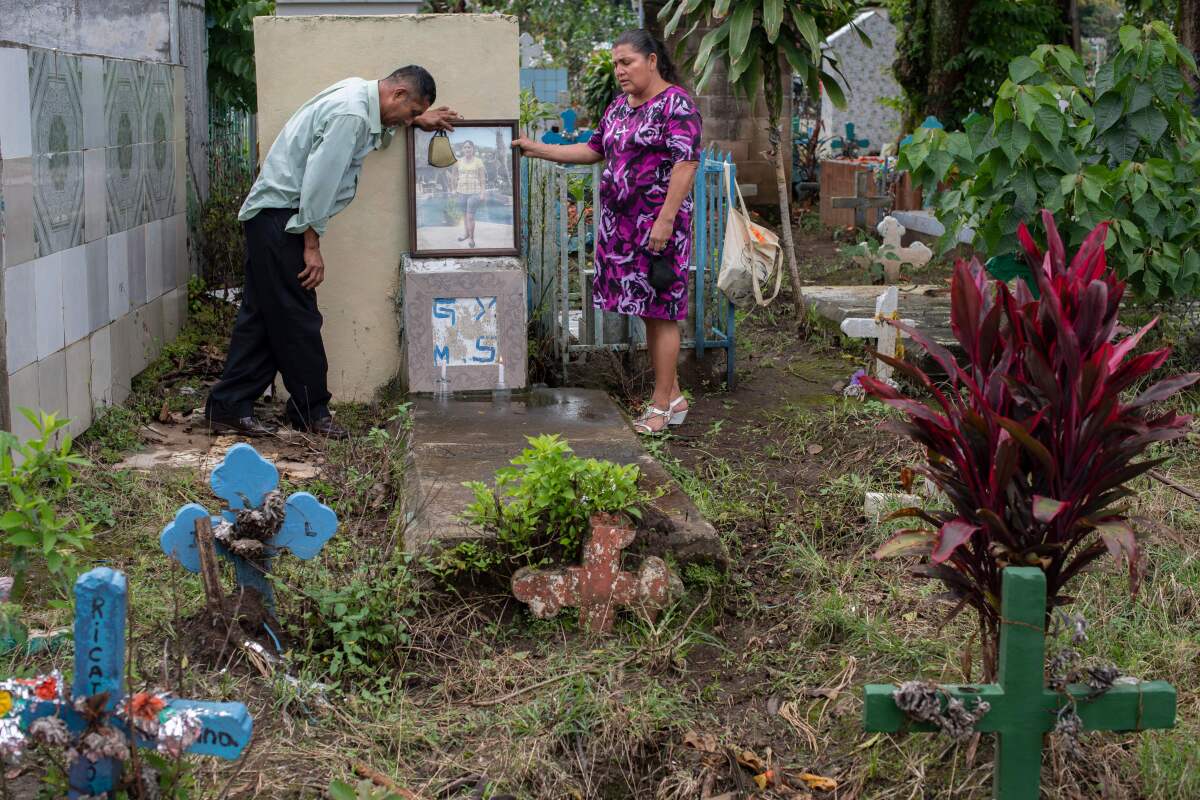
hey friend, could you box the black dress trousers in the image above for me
[205,208,331,428]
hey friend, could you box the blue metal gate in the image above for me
[523,147,738,388]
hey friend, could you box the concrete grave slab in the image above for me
[805,285,955,348]
[404,388,726,567]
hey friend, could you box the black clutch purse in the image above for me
[648,252,677,292]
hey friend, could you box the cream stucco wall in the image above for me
[253,14,520,401]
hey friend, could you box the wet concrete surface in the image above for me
[804,284,956,347]
[404,388,727,566]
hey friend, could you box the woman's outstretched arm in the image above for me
[512,139,603,165]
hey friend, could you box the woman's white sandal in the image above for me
[634,405,672,435]
[668,395,688,426]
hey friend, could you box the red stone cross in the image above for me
[512,513,676,635]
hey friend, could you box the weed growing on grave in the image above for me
[291,550,422,690]
[0,411,95,602]
[863,213,1198,671]
[450,434,643,579]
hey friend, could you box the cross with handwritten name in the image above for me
[4,568,252,798]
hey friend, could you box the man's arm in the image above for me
[288,114,367,290]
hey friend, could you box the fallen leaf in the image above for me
[735,749,766,773]
[900,466,914,491]
[856,732,882,750]
[902,611,917,622]
[797,773,837,791]
[807,444,824,455]
[159,399,171,423]
[682,730,720,754]
[766,694,781,716]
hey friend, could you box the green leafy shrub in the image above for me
[901,22,1200,298]
[580,48,619,129]
[293,551,421,687]
[0,411,96,601]
[519,88,558,136]
[328,778,408,800]
[456,434,643,577]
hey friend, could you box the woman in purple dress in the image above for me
[514,30,703,434]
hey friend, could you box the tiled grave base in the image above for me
[400,256,527,394]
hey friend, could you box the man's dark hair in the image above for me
[384,65,436,104]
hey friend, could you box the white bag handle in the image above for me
[723,161,783,306]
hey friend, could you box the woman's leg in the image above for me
[643,316,681,411]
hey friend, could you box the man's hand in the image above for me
[648,214,674,253]
[414,106,461,132]
[299,243,325,290]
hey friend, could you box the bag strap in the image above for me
[725,162,784,306]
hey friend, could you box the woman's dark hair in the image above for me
[613,29,680,85]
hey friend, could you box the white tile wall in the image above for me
[145,293,164,361]
[5,259,37,372]
[107,229,129,320]
[33,251,65,360]
[109,314,131,405]
[83,147,106,242]
[163,287,181,342]
[89,323,112,408]
[81,56,105,150]
[145,218,163,300]
[65,337,91,436]
[7,362,39,442]
[37,349,67,419]
[0,48,32,158]
[1,157,35,268]
[85,238,109,332]
[61,245,90,346]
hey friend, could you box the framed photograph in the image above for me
[407,120,521,258]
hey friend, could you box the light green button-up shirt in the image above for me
[239,77,394,237]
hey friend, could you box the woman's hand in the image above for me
[512,137,541,158]
[648,214,674,252]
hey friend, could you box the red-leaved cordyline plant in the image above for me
[863,211,1198,673]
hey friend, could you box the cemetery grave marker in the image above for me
[831,168,891,230]
[839,286,915,385]
[830,122,870,159]
[160,443,338,612]
[512,513,679,635]
[864,567,1176,800]
[541,109,592,145]
[1,568,252,798]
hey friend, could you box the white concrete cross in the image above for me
[875,216,933,283]
[839,286,916,383]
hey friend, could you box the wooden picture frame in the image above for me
[407,119,521,258]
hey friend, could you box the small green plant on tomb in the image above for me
[0,411,95,603]
[454,434,644,579]
[519,88,557,136]
[901,22,1200,298]
[292,550,421,689]
[861,212,1198,676]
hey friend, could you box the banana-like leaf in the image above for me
[713,0,733,20]
[728,0,756,60]
[820,69,847,110]
[791,7,822,59]
[875,530,935,559]
[694,24,731,74]
[662,0,689,39]
[763,0,784,44]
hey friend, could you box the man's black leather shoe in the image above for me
[300,416,350,440]
[207,416,279,437]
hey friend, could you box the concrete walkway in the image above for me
[404,388,727,566]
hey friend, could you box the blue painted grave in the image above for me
[831,122,870,157]
[540,109,593,145]
[160,444,337,611]
[1,568,252,798]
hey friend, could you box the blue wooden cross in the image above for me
[160,443,337,612]
[831,122,870,158]
[2,568,252,798]
[541,109,593,145]
[899,115,945,148]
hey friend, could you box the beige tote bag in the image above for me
[716,161,784,308]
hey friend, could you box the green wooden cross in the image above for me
[864,567,1175,800]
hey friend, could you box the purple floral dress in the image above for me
[587,85,703,321]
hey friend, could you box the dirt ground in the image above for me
[5,226,1199,799]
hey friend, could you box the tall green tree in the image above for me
[890,0,1067,128]
[423,0,636,101]
[656,0,860,321]
[208,0,274,112]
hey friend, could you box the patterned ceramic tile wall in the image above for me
[0,44,190,435]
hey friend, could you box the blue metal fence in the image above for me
[523,147,738,388]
